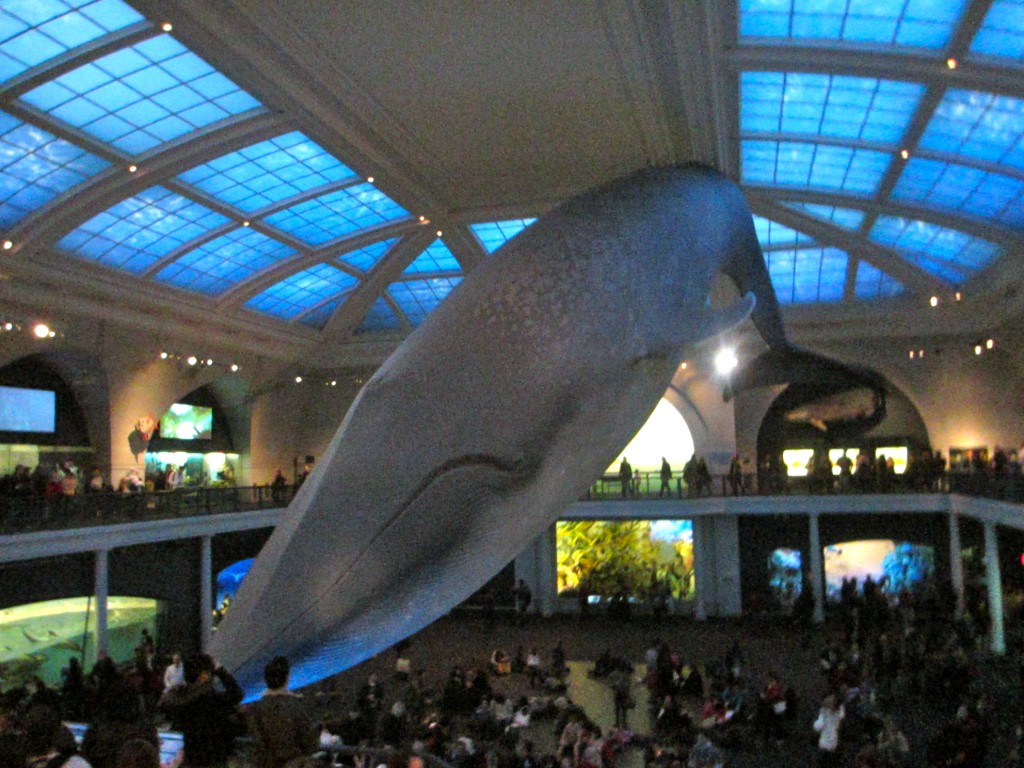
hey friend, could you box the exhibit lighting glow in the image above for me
[715,348,738,375]
[33,323,50,339]
[187,356,197,366]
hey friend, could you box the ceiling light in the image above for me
[899,149,909,160]
[230,364,239,372]
[954,291,962,302]
[33,323,51,339]
[295,376,303,383]
[929,296,939,307]
[714,348,738,376]
[947,57,957,69]
[242,220,250,227]
[2,240,12,250]
[206,358,213,366]
[162,22,173,31]
[918,349,925,358]
[986,338,994,349]
[160,351,168,359]
[909,350,915,359]
[186,356,197,366]
[974,345,983,355]
[3,322,13,331]
[436,230,443,237]
[128,164,137,173]
[330,380,337,386]
[679,362,687,370]
[367,176,375,183]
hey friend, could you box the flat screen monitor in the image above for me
[159,403,213,440]
[0,386,56,432]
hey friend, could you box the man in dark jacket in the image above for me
[247,656,318,768]
[159,653,243,768]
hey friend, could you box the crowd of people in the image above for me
[0,567,1016,768]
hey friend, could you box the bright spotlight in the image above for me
[715,348,738,376]
[33,323,51,339]
[186,356,197,366]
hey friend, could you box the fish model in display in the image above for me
[212,164,825,695]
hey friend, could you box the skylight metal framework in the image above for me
[1,0,1023,344]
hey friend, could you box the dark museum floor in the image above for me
[307,610,1022,768]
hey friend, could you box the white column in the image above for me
[94,548,109,663]
[536,525,557,617]
[948,511,965,619]
[200,536,213,653]
[808,513,824,624]
[983,521,1005,654]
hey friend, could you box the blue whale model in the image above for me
[212,164,796,694]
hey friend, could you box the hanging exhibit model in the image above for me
[212,164,848,694]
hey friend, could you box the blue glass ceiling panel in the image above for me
[969,0,1024,66]
[470,218,537,253]
[56,185,229,273]
[245,262,358,320]
[893,157,1024,227]
[766,246,848,304]
[177,132,357,214]
[741,72,923,144]
[20,35,261,156]
[780,202,866,230]
[403,239,460,275]
[870,215,1001,283]
[298,298,341,330]
[752,214,814,249]
[388,277,461,327]
[854,260,904,300]
[154,228,297,296]
[0,110,109,228]
[742,140,890,194]
[738,0,967,49]
[0,0,143,84]
[262,183,407,246]
[356,297,400,334]
[920,90,1024,172]
[337,238,396,273]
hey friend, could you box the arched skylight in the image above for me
[969,1,1024,65]
[0,0,145,84]
[388,277,462,327]
[780,202,865,230]
[356,297,400,334]
[262,184,406,245]
[469,218,537,253]
[893,158,1024,226]
[870,215,1000,283]
[245,262,358,320]
[855,261,904,301]
[743,140,891,193]
[403,239,460,274]
[765,246,848,305]
[20,35,262,155]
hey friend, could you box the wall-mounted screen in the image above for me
[0,386,56,432]
[159,403,213,440]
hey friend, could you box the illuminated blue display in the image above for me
[919,90,1024,171]
[403,239,460,275]
[893,158,1024,227]
[0,111,110,228]
[470,218,537,253]
[752,215,814,248]
[870,216,1001,283]
[738,0,967,49]
[57,186,229,273]
[742,72,923,144]
[781,202,866,230]
[20,35,262,155]
[0,0,144,84]
[298,298,342,330]
[743,140,891,193]
[388,277,461,326]
[854,260,904,300]
[154,228,297,296]
[969,0,1024,65]
[263,183,407,245]
[245,263,358,320]
[766,246,848,304]
[356,297,400,333]
[337,239,397,273]
[178,132,357,214]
